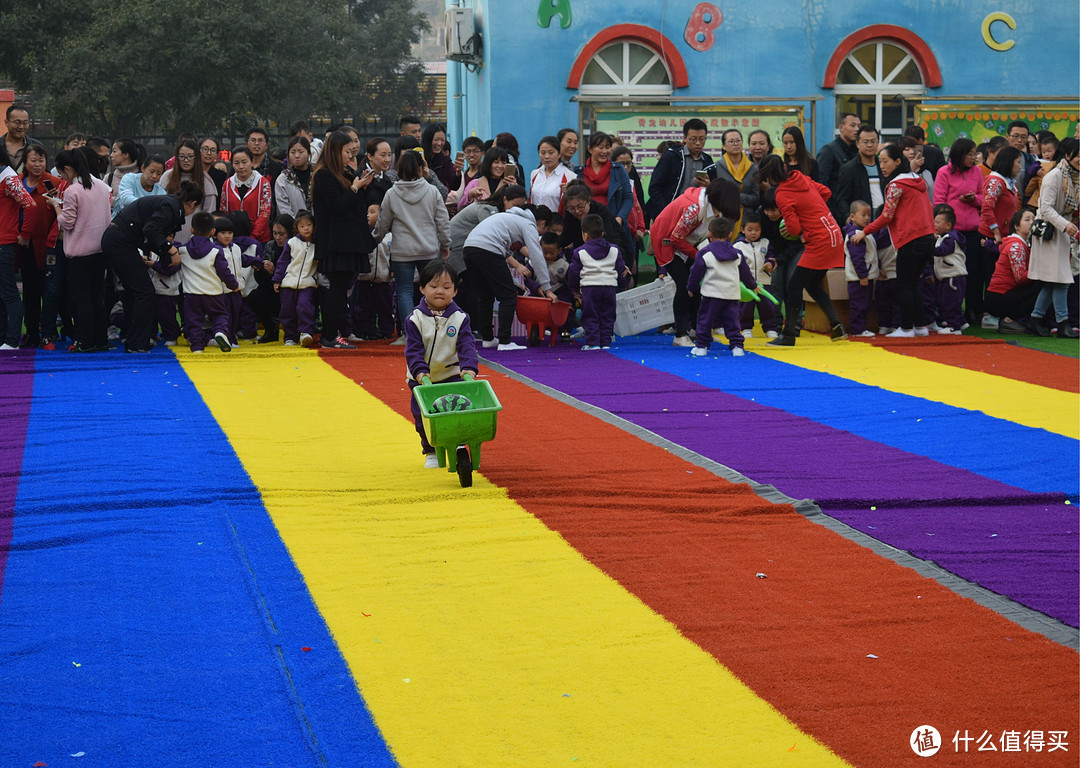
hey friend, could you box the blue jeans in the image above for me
[391,260,424,331]
[0,243,23,346]
[1032,283,1069,322]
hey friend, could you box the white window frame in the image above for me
[579,40,674,98]
[833,41,925,134]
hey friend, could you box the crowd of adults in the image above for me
[1,103,1077,352]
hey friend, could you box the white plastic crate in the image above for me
[614,275,677,336]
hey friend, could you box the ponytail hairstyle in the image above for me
[55,147,97,190]
[395,149,423,181]
[756,153,790,189]
[113,138,145,167]
[879,143,910,184]
[175,180,204,206]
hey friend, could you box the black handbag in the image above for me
[1031,218,1056,241]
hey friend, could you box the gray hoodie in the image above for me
[464,207,551,290]
[376,178,450,262]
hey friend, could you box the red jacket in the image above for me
[0,166,36,245]
[864,174,935,249]
[650,186,710,267]
[987,235,1029,294]
[978,173,1019,238]
[774,170,843,270]
[21,172,67,267]
[221,171,272,241]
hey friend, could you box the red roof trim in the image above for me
[567,24,690,89]
[822,25,942,88]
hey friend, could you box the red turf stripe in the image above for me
[325,348,1079,768]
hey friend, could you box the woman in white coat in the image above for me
[1027,137,1079,337]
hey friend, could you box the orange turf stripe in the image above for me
[325,347,1079,768]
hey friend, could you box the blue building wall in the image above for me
[446,1,1078,166]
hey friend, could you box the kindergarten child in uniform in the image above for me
[272,210,319,347]
[874,232,900,334]
[351,203,395,340]
[178,211,239,353]
[214,216,270,347]
[404,260,479,469]
[688,217,759,357]
[733,211,778,338]
[932,204,968,334]
[567,213,629,350]
[843,201,879,337]
[143,244,183,346]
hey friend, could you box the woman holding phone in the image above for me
[20,144,68,348]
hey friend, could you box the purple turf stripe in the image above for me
[487,349,1079,627]
[0,354,35,605]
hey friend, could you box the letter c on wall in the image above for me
[982,12,1015,52]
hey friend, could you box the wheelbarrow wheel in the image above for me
[456,445,473,488]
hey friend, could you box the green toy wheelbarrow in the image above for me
[413,376,503,487]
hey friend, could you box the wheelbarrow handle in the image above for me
[420,375,432,387]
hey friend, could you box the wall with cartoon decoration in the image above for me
[445,1,1078,169]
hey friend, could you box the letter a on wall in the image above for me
[538,0,572,29]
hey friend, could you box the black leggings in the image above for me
[784,266,840,333]
[895,234,934,330]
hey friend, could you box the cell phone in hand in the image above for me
[504,164,518,179]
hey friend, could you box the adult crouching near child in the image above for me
[650,177,741,347]
[757,154,847,346]
[101,180,203,352]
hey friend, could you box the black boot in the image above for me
[1028,315,1052,337]
[830,323,847,341]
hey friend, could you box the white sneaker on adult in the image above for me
[673,335,694,347]
[877,326,895,335]
[731,347,746,357]
[424,453,440,469]
[497,342,527,351]
[913,326,930,337]
[690,346,708,356]
[886,328,915,338]
[481,339,499,349]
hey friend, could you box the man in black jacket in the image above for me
[645,118,713,223]
[817,112,860,220]
[834,125,883,223]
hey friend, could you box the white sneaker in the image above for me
[925,322,942,332]
[959,322,970,331]
[673,335,694,347]
[936,327,961,335]
[231,342,240,348]
[731,347,746,357]
[390,336,406,346]
[877,326,895,335]
[481,339,499,349]
[346,334,363,343]
[191,349,204,354]
[743,329,753,338]
[854,330,876,337]
[765,330,779,339]
[981,314,1001,329]
[0,343,16,350]
[581,345,601,351]
[424,453,440,469]
[284,340,298,346]
[711,330,727,343]
[164,340,177,347]
[886,328,915,338]
[214,331,231,352]
[690,346,707,356]
[497,342,527,351]
[569,327,586,339]
[300,332,313,348]
[913,326,930,337]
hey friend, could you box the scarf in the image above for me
[583,161,611,206]
[724,152,752,183]
[1060,161,1079,218]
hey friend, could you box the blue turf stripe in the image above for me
[0,351,397,767]
[607,338,1078,499]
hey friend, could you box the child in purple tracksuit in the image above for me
[178,211,239,353]
[213,216,269,346]
[843,201,878,337]
[688,217,758,357]
[143,244,183,346]
[405,260,479,468]
[272,211,319,347]
[932,204,968,334]
[567,213,628,350]
[734,211,778,337]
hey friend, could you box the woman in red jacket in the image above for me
[758,155,846,346]
[978,146,1022,248]
[221,146,273,242]
[0,144,36,349]
[851,144,936,337]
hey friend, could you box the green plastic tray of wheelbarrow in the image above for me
[414,379,502,471]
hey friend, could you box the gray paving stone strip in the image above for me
[481,356,1080,651]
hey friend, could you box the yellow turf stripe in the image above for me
[745,331,1078,438]
[176,346,851,767]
